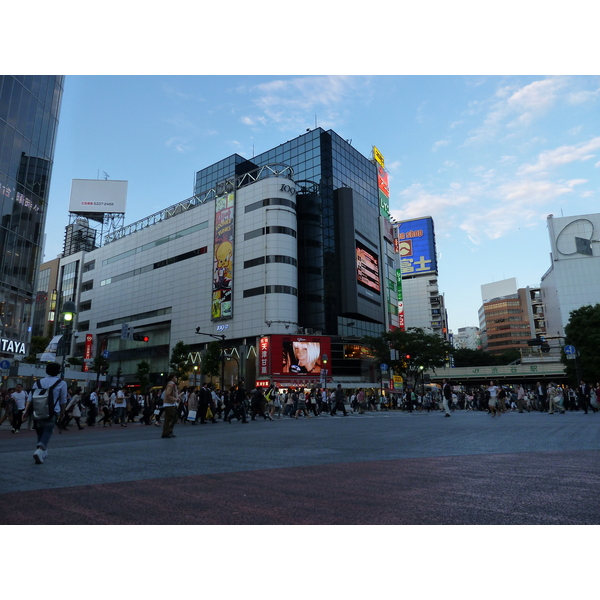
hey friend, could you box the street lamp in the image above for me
[60,300,77,377]
[195,328,226,393]
[321,353,328,398]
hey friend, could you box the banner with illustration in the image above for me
[212,191,235,320]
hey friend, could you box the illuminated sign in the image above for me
[397,217,437,276]
[377,164,390,218]
[212,191,235,320]
[259,336,270,377]
[356,241,381,294]
[373,146,385,168]
[270,336,332,379]
[0,338,26,355]
[83,333,93,372]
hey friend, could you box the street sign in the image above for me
[0,359,10,369]
[564,345,576,355]
[380,363,389,372]
[102,350,110,359]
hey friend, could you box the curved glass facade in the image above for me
[0,75,64,346]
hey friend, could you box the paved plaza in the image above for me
[0,409,598,524]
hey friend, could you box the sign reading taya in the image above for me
[212,191,235,320]
[0,338,26,355]
[397,217,437,275]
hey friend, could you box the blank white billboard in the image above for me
[69,179,128,214]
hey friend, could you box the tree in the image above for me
[563,303,600,383]
[363,327,453,386]
[201,341,222,383]
[22,335,51,364]
[136,360,151,395]
[169,340,191,381]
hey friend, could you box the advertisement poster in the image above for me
[356,241,381,294]
[269,335,332,381]
[212,192,235,320]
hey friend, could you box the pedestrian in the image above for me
[516,385,529,413]
[21,362,68,464]
[114,387,127,426]
[330,384,348,416]
[87,387,99,426]
[187,386,198,424]
[294,389,310,419]
[161,373,179,438]
[487,381,501,417]
[535,382,547,412]
[578,380,594,414]
[62,387,85,430]
[10,383,28,433]
[441,379,452,417]
[548,383,566,414]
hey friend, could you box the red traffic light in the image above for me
[133,333,149,342]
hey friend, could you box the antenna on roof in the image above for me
[103,171,110,180]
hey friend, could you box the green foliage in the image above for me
[22,335,51,364]
[201,341,222,380]
[136,360,151,395]
[563,303,600,383]
[363,327,453,385]
[169,340,191,381]
[89,355,109,374]
[452,348,521,367]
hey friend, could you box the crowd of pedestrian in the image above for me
[2,370,597,466]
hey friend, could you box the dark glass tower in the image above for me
[0,75,64,349]
[194,128,383,338]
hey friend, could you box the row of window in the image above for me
[102,221,208,266]
[243,285,297,298]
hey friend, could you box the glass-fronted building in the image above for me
[194,128,389,340]
[0,75,64,356]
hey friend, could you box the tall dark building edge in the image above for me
[0,75,64,350]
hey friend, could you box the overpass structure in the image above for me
[429,360,567,386]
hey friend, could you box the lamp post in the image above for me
[321,353,328,398]
[195,328,226,393]
[60,300,77,378]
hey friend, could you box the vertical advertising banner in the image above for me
[259,336,270,377]
[377,164,390,218]
[212,192,235,320]
[396,268,405,330]
[83,333,93,372]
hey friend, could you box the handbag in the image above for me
[187,410,197,421]
[206,406,213,420]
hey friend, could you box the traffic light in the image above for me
[133,333,150,342]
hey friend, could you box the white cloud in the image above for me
[432,139,449,152]
[464,77,566,145]
[518,137,600,175]
[568,87,600,104]
[242,75,367,132]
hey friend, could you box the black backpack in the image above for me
[32,380,61,420]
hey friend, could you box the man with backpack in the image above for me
[21,362,68,464]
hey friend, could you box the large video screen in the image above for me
[356,241,381,294]
[270,335,332,377]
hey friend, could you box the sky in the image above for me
[40,74,600,332]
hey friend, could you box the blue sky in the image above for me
[42,74,600,331]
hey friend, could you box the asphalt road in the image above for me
[1,409,598,524]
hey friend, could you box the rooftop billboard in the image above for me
[397,216,437,276]
[69,179,128,215]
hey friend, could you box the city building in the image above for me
[453,326,480,350]
[397,216,450,340]
[53,129,400,390]
[541,212,600,339]
[0,76,64,360]
[478,278,543,355]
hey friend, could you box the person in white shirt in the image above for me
[114,387,127,426]
[10,384,28,433]
[21,362,68,464]
[87,388,99,426]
